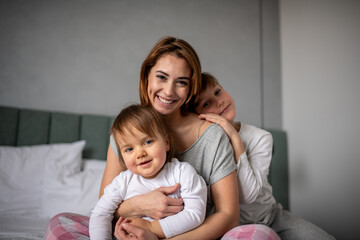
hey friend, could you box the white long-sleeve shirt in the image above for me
[89,158,207,239]
[236,123,277,224]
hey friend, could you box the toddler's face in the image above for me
[195,84,236,121]
[116,127,170,179]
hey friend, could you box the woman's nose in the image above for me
[164,82,175,96]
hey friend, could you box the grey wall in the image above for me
[280,0,360,239]
[0,0,281,129]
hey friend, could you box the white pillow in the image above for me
[0,140,86,215]
[41,159,106,219]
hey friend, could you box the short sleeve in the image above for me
[208,125,236,185]
[109,134,119,158]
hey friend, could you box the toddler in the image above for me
[89,104,207,240]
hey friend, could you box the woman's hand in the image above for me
[114,217,158,240]
[118,183,184,220]
[141,183,184,219]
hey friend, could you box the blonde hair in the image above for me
[111,104,175,163]
[139,36,202,114]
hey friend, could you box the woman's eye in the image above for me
[177,80,189,86]
[156,75,166,80]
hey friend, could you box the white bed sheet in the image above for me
[0,212,49,240]
[0,157,106,240]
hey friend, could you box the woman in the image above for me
[104,36,239,239]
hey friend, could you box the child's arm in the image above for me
[114,217,158,240]
[235,127,273,203]
[90,174,127,240]
[199,113,274,204]
[126,218,165,239]
[158,161,207,238]
[199,113,245,162]
[169,171,239,240]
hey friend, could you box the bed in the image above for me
[0,105,289,239]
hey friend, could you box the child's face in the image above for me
[195,84,236,121]
[116,127,170,179]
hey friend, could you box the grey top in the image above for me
[177,124,236,186]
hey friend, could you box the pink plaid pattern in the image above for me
[222,224,280,240]
[44,213,90,240]
[43,213,280,240]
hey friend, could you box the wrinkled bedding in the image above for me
[0,213,48,240]
[0,141,106,240]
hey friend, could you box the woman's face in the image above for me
[147,54,192,116]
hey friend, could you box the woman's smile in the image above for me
[157,95,176,105]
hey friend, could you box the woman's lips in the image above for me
[157,96,175,104]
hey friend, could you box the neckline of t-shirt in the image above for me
[179,123,216,156]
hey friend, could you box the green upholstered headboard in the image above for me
[267,129,289,210]
[0,106,114,160]
[0,105,289,210]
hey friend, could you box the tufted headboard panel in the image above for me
[0,106,114,160]
[267,129,289,210]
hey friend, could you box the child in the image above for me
[89,104,207,240]
[192,72,335,240]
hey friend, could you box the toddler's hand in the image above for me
[114,217,158,240]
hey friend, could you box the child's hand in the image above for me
[127,218,165,239]
[199,113,237,139]
[114,217,158,240]
[127,218,152,231]
[199,113,245,162]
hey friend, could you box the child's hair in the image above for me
[200,72,221,90]
[111,104,175,163]
[189,72,221,112]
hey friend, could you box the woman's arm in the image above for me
[101,144,184,220]
[169,171,239,240]
[114,172,239,240]
[99,145,126,198]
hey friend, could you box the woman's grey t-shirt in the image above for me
[110,123,236,186]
